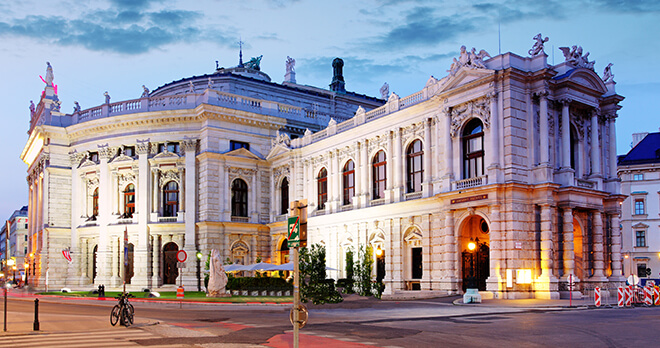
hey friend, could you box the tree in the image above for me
[299,244,343,304]
[352,245,383,299]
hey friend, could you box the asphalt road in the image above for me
[1,295,657,347]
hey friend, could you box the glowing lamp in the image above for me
[375,247,383,257]
[468,242,476,251]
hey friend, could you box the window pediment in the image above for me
[633,222,649,229]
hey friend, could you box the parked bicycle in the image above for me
[110,292,135,327]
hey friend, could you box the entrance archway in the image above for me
[163,242,179,284]
[573,217,584,281]
[460,215,491,291]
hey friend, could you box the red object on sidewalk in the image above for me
[617,287,624,307]
[594,287,601,307]
[644,286,653,305]
[177,286,184,299]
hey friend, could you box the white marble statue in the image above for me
[450,46,491,74]
[73,101,81,113]
[45,62,54,86]
[603,63,614,83]
[529,33,549,56]
[104,91,111,104]
[188,81,195,93]
[207,249,229,297]
[207,77,213,89]
[286,56,296,74]
[141,85,150,98]
[459,45,470,66]
[470,47,490,69]
[380,82,389,100]
[559,45,595,69]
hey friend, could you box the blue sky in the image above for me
[1,0,659,219]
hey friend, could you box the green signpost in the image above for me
[288,216,300,248]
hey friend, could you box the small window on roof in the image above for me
[230,140,250,151]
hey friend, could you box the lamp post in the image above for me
[467,238,477,289]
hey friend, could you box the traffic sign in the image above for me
[288,216,300,248]
[289,304,308,328]
[176,250,187,263]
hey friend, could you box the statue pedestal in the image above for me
[207,290,231,298]
[463,288,482,304]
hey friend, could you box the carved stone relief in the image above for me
[449,97,490,138]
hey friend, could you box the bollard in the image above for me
[33,298,40,331]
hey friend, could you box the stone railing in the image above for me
[340,204,353,212]
[370,198,386,207]
[231,216,249,223]
[158,216,178,223]
[453,176,488,190]
[405,192,423,201]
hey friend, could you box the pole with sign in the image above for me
[288,200,307,348]
[176,250,187,308]
[123,227,128,294]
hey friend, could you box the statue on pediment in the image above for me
[603,63,614,83]
[73,101,81,113]
[141,85,150,98]
[29,100,35,115]
[448,46,491,76]
[529,33,549,56]
[245,55,263,70]
[286,56,295,74]
[380,82,389,100]
[272,130,291,148]
[188,81,195,93]
[559,45,595,69]
[45,62,54,87]
[104,91,111,104]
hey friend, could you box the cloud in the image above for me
[109,0,164,10]
[0,8,209,54]
[591,0,660,12]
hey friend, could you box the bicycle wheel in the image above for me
[110,305,120,326]
[127,302,135,317]
[122,306,133,327]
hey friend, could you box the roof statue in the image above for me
[73,101,81,113]
[141,85,150,98]
[188,81,195,93]
[45,62,54,87]
[284,56,296,83]
[208,77,214,89]
[380,82,390,100]
[104,91,111,104]
[272,130,291,148]
[529,33,549,56]
[603,63,614,83]
[244,55,263,71]
[559,45,595,69]
[29,100,35,115]
[448,46,491,76]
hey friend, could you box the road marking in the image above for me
[0,328,159,347]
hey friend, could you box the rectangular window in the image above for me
[633,173,644,181]
[634,199,645,215]
[158,143,165,153]
[123,146,135,157]
[636,231,646,247]
[230,140,250,151]
[638,263,648,278]
[167,142,179,153]
[24,235,27,241]
[89,152,99,162]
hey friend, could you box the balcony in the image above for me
[453,176,488,190]
[231,216,249,223]
[405,192,423,201]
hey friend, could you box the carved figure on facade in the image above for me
[603,63,614,83]
[244,55,263,70]
[45,62,54,87]
[156,169,181,188]
[529,33,549,56]
[380,82,389,100]
[559,45,595,69]
[285,56,295,74]
[141,85,150,98]
[448,46,491,75]
[227,167,256,184]
[73,101,81,113]
[104,91,111,104]
[136,139,151,155]
[117,172,137,186]
[401,122,424,145]
[85,176,99,191]
[208,77,214,89]
[29,100,35,115]
[273,165,290,181]
[181,139,198,155]
[188,81,195,93]
[449,97,490,137]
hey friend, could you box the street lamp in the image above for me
[467,238,478,289]
[24,262,29,286]
[6,259,15,285]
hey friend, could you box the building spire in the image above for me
[238,38,244,68]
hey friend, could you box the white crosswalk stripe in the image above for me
[0,328,160,347]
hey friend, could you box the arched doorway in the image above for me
[92,245,98,282]
[573,217,584,281]
[163,242,179,284]
[460,215,491,291]
[125,243,134,284]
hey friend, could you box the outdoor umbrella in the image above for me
[224,264,250,272]
[245,262,276,271]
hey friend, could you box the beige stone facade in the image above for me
[22,44,624,299]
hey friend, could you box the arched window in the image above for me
[317,168,328,210]
[92,187,99,217]
[231,179,248,217]
[280,177,289,215]
[462,119,484,179]
[406,139,423,193]
[372,150,387,199]
[343,160,355,205]
[162,181,179,217]
[123,184,135,218]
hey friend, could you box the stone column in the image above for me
[609,214,624,281]
[590,110,601,177]
[354,143,361,204]
[134,141,151,288]
[393,127,402,202]
[538,91,550,164]
[97,147,113,285]
[386,131,393,203]
[608,115,618,179]
[250,169,257,221]
[360,139,369,206]
[591,211,606,280]
[332,150,339,210]
[487,92,500,173]
[151,234,161,286]
[539,204,556,279]
[390,218,403,291]
[151,168,159,216]
[421,214,432,290]
[562,208,578,283]
[442,108,453,190]
[111,237,121,287]
[69,154,80,283]
[560,99,572,169]
[486,205,504,293]
[443,210,457,292]
[422,119,432,197]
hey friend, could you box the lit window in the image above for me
[231,179,248,217]
[406,139,423,193]
[634,199,645,215]
[162,181,179,217]
[636,231,646,247]
[92,187,99,217]
[123,184,135,218]
[343,160,355,205]
[372,151,387,199]
[317,168,328,210]
[633,174,644,181]
[462,119,484,179]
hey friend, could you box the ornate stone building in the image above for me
[22,37,625,299]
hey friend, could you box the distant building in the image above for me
[1,206,29,282]
[22,38,625,299]
[618,131,660,282]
